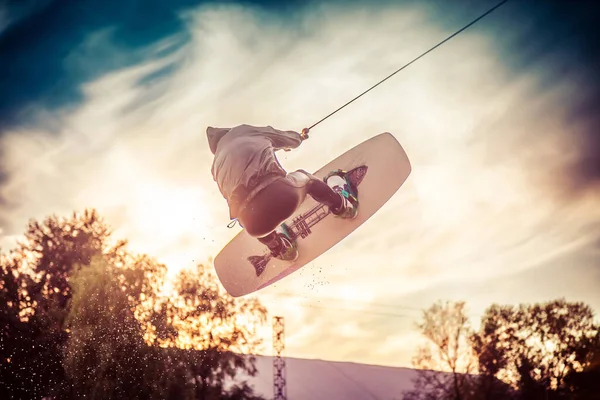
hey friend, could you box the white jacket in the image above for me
[207,124,304,219]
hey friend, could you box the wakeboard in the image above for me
[213,132,411,297]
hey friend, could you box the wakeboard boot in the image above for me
[324,169,359,219]
[263,224,299,261]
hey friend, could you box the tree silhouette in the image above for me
[406,298,600,400]
[1,210,113,398]
[0,249,44,398]
[63,254,149,399]
[0,209,268,399]
[159,264,267,351]
[136,263,268,399]
[470,314,515,400]
[562,332,600,399]
[472,299,600,400]
[402,301,478,400]
[405,298,600,399]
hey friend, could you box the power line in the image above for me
[265,292,423,312]
[304,0,509,132]
[262,296,418,319]
[296,303,416,319]
[262,292,485,319]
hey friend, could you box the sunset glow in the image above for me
[1,0,599,370]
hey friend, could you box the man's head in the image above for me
[206,127,230,154]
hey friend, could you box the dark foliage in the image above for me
[0,209,267,399]
[404,299,599,400]
[472,299,600,400]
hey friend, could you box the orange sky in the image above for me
[1,2,599,368]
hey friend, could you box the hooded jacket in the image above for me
[207,124,304,219]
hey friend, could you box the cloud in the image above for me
[1,0,599,368]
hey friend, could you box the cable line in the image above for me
[302,0,509,134]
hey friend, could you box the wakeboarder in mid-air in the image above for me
[207,124,359,261]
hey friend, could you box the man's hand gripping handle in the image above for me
[284,128,309,152]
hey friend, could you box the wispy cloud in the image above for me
[0,1,598,367]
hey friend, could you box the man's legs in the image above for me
[238,169,359,261]
[237,178,303,260]
[287,169,358,219]
[297,171,343,210]
[256,227,297,261]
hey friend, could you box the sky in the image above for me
[1,0,599,369]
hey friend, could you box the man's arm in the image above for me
[256,125,304,150]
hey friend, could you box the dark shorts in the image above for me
[237,170,316,238]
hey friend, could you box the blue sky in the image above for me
[1,0,599,187]
[1,0,599,368]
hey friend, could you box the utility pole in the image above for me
[272,316,287,400]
